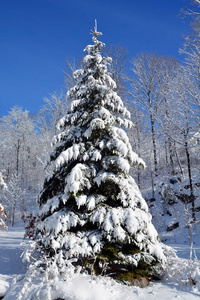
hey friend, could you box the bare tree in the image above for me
[0,106,37,179]
[128,52,162,176]
[180,21,200,126]
[64,58,83,90]
[156,57,183,176]
[159,66,197,221]
[36,90,70,138]
[103,44,128,98]
[2,172,26,226]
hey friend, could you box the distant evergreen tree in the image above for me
[34,25,167,282]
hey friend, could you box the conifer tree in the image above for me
[34,25,167,282]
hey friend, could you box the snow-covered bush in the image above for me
[190,262,200,292]
[0,172,7,230]
[0,171,7,190]
[22,213,38,239]
[0,203,7,231]
[164,253,200,293]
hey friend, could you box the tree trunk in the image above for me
[136,116,141,189]
[169,139,175,175]
[16,141,20,177]
[151,169,155,199]
[174,141,183,175]
[11,201,16,227]
[150,113,158,176]
[165,139,169,169]
[185,140,196,221]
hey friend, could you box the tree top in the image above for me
[90,19,102,39]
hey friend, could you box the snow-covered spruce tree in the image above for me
[34,27,167,283]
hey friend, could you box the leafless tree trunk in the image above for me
[128,53,161,176]
[150,112,158,175]
[184,134,196,221]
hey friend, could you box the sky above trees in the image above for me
[0,0,193,117]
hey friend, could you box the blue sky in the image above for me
[0,0,193,117]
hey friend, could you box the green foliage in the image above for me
[75,242,159,284]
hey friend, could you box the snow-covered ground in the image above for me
[0,223,29,298]
[0,224,28,275]
[0,223,200,299]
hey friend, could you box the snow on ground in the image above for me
[168,243,200,260]
[0,223,28,298]
[3,272,200,300]
[0,224,28,275]
[0,223,200,300]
